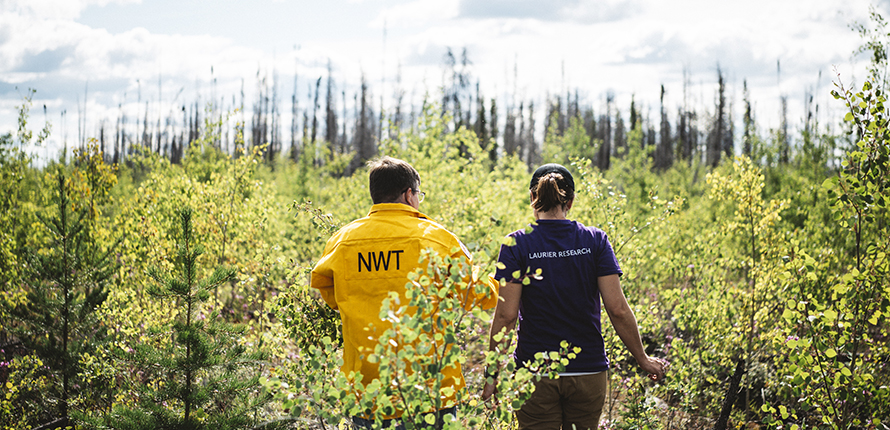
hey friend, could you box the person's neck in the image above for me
[378,200,417,210]
[534,209,568,220]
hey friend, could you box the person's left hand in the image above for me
[639,355,669,382]
[482,381,497,404]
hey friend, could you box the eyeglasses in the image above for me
[403,188,425,203]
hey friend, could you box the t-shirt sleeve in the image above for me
[494,234,522,283]
[595,232,623,277]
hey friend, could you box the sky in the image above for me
[0,0,884,160]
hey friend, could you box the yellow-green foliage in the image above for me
[3,87,890,429]
[1,355,51,430]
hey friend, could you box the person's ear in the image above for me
[565,199,574,211]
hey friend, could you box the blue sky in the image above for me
[0,0,883,159]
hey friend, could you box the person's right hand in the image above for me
[639,355,669,382]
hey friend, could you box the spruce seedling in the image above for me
[108,208,267,430]
[10,171,116,427]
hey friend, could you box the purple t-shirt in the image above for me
[495,219,622,373]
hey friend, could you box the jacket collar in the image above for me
[368,203,430,220]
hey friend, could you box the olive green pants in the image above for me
[516,372,608,430]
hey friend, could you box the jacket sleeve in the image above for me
[451,247,500,311]
[471,268,500,311]
[310,240,338,310]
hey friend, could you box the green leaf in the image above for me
[782,308,794,322]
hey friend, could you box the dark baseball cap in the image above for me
[529,163,575,192]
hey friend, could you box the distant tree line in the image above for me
[75,48,824,174]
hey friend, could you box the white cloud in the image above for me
[372,0,459,29]
[1,0,140,20]
[560,0,642,23]
[0,8,245,84]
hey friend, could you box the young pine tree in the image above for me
[9,170,116,428]
[107,208,268,430]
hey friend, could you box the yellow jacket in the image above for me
[310,203,498,415]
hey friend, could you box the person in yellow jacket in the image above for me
[310,156,498,429]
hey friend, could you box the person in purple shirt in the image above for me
[482,163,668,430]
